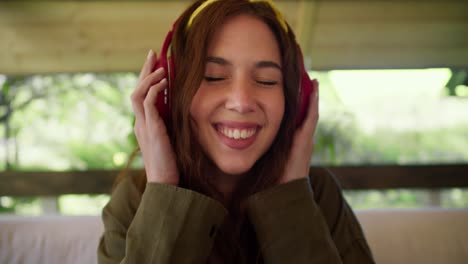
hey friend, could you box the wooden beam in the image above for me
[0,1,188,74]
[0,170,118,196]
[0,0,467,74]
[307,0,468,69]
[1,164,467,196]
[294,0,320,70]
[328,164,468,190]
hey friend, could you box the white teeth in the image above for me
[240,130,247,138]
[218,126,257,140]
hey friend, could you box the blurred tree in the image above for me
[1,70,467,214]
[445,69,467,96]
[1,76,41,169]
[0,73,137,171]
[0,73,137,213]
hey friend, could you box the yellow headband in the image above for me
[186,0,288,32]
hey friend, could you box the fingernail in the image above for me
[147,49,154,60]
[161,78,167,84]
[155,67,165,74]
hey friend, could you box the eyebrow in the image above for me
[206,56,230,66]
[255,60,282,71]
[206,56,282,71]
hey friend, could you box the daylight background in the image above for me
[1,68,467,215]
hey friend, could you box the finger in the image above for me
[138,49,157,82]
[132,49,157,122]
[133,67,165,101]
[133,119,145,145]
[131,95,145,124]
[143,78,168,126]
[131,67,165,121]
[139,67,166,97]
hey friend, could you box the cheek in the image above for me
[267,92,285,127]
[189,94,207,150]
[189,89,207,124]
[189,88,220,139]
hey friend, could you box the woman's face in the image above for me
[190,14,285,176]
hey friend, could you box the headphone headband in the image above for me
[186,0,288,32]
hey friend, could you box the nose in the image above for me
[225,76,256,113]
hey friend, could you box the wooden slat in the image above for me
[1,165,467,196]
[329,164,468,190]
[307,1,468,69]
[0,1,188,74]
[0,0,467,74]
[294,0,319,69]
[0,170,118,196]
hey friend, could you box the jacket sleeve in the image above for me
[97,176,227,264]
[246,168,375,264]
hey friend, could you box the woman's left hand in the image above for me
[278,79,319,184]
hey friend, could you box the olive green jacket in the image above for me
[98,167,375,263]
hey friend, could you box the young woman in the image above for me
[98,0,374,263]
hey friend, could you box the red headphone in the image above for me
[155,21,313,127]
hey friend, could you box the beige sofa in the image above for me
[1,209,467,264]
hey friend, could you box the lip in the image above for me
[215,121,260,129]
[213,122,261,150]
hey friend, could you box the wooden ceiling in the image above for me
[1,0,467,74]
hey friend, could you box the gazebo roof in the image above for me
[1,0,467,74]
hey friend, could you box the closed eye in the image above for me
[204,76,225,82]
[257,80,278,86]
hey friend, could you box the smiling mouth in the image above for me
[216,126,257,140]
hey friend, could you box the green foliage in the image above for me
[66,141,132,170]
[344,188,468,210]
[441,188,468,208]
[358,126,468,164]
[0,197,38,214]
[58,194,110,215]
[1,73,137,171]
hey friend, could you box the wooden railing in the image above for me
[1,164,468,196]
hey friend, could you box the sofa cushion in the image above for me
[357,209,468,264]
[0,209,467,264]
[0,215,102,264]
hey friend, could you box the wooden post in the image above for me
[41,196,59,215]
[429,190,442,207]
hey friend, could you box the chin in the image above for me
[216,158,255,176]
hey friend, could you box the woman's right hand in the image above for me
[130,49,179,186]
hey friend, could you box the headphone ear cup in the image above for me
[155,30,175,125]
[296,67,313,127]
[294,43,313,127]
[154,55,171,125]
